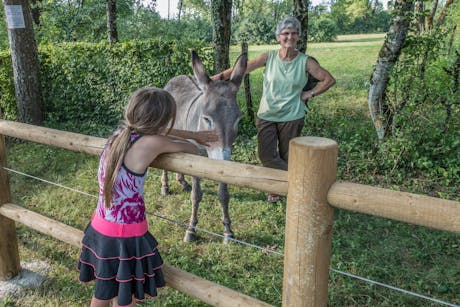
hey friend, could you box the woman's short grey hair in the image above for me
[275,17,301,36]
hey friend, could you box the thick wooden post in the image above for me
[0,135,21,280]
[282,137,338,306]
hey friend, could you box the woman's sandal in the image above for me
[267,193,281,202]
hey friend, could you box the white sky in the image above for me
[155,0,325,19]
[156,0,179,19]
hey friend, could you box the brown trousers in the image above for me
[256,117,305,171]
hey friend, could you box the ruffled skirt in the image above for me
[78,214,165,306]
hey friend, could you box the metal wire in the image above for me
[2,166,458,307]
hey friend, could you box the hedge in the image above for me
[0,39,213,136]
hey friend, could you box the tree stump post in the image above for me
[282,137,338,306]
[241,42,254,123]
[0,135,21,280]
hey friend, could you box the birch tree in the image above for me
[367,0,413,139]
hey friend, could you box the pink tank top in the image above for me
[96,132,147,224]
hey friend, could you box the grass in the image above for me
[2,33,460,306]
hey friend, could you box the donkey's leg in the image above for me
[176,173,192,192]
[184,176,202,242]
[161,170,170,195]
[218,182,234,244]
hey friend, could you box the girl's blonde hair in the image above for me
[103,87,176,208]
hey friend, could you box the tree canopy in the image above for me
[0,0,392,50]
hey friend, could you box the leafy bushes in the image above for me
[0,39,212,135]
[308,17,339,42]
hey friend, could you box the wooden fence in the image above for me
[0,119,459,306]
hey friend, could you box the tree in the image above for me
[211,0,232,72]
[106,0,118,43]
[293,0,309,53]
[2,0,43,124]
[367,0,413,139]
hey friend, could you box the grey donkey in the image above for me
[162,51,247,243]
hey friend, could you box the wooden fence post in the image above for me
[282,136,338,306]
[0,135,21,280]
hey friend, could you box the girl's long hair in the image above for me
[103,87,176,208]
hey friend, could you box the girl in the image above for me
[78,87,206,307]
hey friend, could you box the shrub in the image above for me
[308,17,338,42]
[0,39,213,135]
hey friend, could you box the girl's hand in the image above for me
[185,139,208,156]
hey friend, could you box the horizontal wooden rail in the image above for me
[0,120,287,195]
[328,182,460,234]
[0,203,272,307]
[0,120,106,156]
[1,119,459,232]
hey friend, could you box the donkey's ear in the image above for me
[191,51,211,88]
[229,52,248,88]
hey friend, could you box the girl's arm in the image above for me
[167,129,218,146]
[210,52,268,81]
[124,135,200,174]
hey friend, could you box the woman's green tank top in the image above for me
[257,49,308,122]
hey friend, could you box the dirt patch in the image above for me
[0,260,50,300]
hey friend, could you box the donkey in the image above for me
[162,51,247,243]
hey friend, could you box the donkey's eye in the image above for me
[203,116,213,128]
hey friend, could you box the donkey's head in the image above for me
[191,51,247,160]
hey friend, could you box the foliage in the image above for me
[0,2,8,50]
[116,3,213,43]
[308,16,339,42]
[375,4,460,195]
[0,39,213,135]
[329,0,391,34]
[232,16,276,45]
[33,0,144,43]
[0,51,16,120]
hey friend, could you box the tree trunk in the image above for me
[3,0,43,125]
[293,0,308,53]
[435,0,455,28]
[106,0,118,43]
[178,0,183,21]
[211,0,232,73]
[414,1,424,34]
[426,0,438,31]
[367,0,413,140]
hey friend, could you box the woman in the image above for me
[212,16,336,202]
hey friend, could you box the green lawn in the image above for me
[3,33,459,306]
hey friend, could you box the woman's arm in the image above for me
[301,58,336,102]
[211,52,269,81]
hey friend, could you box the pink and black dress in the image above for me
[78,133,165,306]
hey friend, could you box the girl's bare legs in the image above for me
[89,296,110,307]
[90,295,135,307]
[112,296,135,307]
